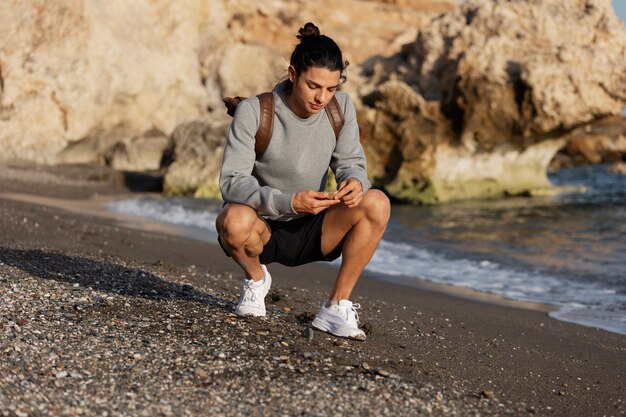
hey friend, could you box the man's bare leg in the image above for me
[215,203,272,281]
[320,189,391,300]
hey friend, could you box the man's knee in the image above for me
[361,189,391,226]
[218,204,258,247]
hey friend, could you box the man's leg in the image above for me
[320,189,391,300]
[215,203,272,281]
[310,189,390,339]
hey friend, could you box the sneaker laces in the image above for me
[350,303,361,324]
[242,280,260,303]
[346,303,361,325]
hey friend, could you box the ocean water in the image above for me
[106,164,626,335]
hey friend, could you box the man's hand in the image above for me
[334,178,363,208]
[292,190,341,215]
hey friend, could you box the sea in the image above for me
[106,164,626,335]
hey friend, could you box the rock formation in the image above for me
[608,161,626,175]
[3,0,623,204]
[552,116,626,168]
[162,0,455,198]
[0,0,455,199]
[356,0,626,202]
[0,0,228,164]
[161,116,230,198]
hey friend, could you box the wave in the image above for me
[361,239,626,335]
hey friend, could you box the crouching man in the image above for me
[216,23,390,340]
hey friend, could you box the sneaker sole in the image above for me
[311,317,366,341]
[235,305,267,317]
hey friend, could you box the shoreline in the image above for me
[1,163,625,416]
[1,190,560,317]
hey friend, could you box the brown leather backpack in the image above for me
[223,93,345,159]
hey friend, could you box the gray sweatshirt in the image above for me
[219,81,371,221]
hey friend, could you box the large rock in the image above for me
[608,161,626,175]
[358,0,626,203]
[198,0,456,120]
[162,116,230,198]
[221,0,455,65]
[0,0,455,193]
[105,129,170,172]
[165,0,455,198]
[0,0,224,164]
[201,43,289,112]
[557,116,626,167]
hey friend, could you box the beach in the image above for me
[1,162,625,417]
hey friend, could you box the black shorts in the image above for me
[217,211,342,267]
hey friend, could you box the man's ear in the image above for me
[288,66,296,83]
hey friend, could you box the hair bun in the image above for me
[297,22,320,41]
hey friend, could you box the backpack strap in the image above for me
[324,95,345,139]
[255,92,275,159]
[223,92,344,160]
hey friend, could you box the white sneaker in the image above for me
[311,300,366,341]
[234,265,272,317]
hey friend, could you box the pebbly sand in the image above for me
[0,162,624,417]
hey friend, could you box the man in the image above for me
[216,23,390,340]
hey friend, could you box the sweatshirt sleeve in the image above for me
[219,100,296,216]
[330,94,372,193]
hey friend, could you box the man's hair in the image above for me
[288,22,349,84]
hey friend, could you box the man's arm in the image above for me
[329,94,371,207]
[219,100,296,217]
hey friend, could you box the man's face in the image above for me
[288,66,341,118]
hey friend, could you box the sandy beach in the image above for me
[1,162,624,416]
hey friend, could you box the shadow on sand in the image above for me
[0,247,231,311]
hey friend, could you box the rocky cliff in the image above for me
[0,0,226,165]
[355,0,626,202]
[0,0,455,197]
[2,0,625,203]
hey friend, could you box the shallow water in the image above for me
[106,164,626,335]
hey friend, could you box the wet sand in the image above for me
[1,162,624,416]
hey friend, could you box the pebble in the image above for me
[195,369,208,379]
[306,327,314,341]
[481,390,495,399]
